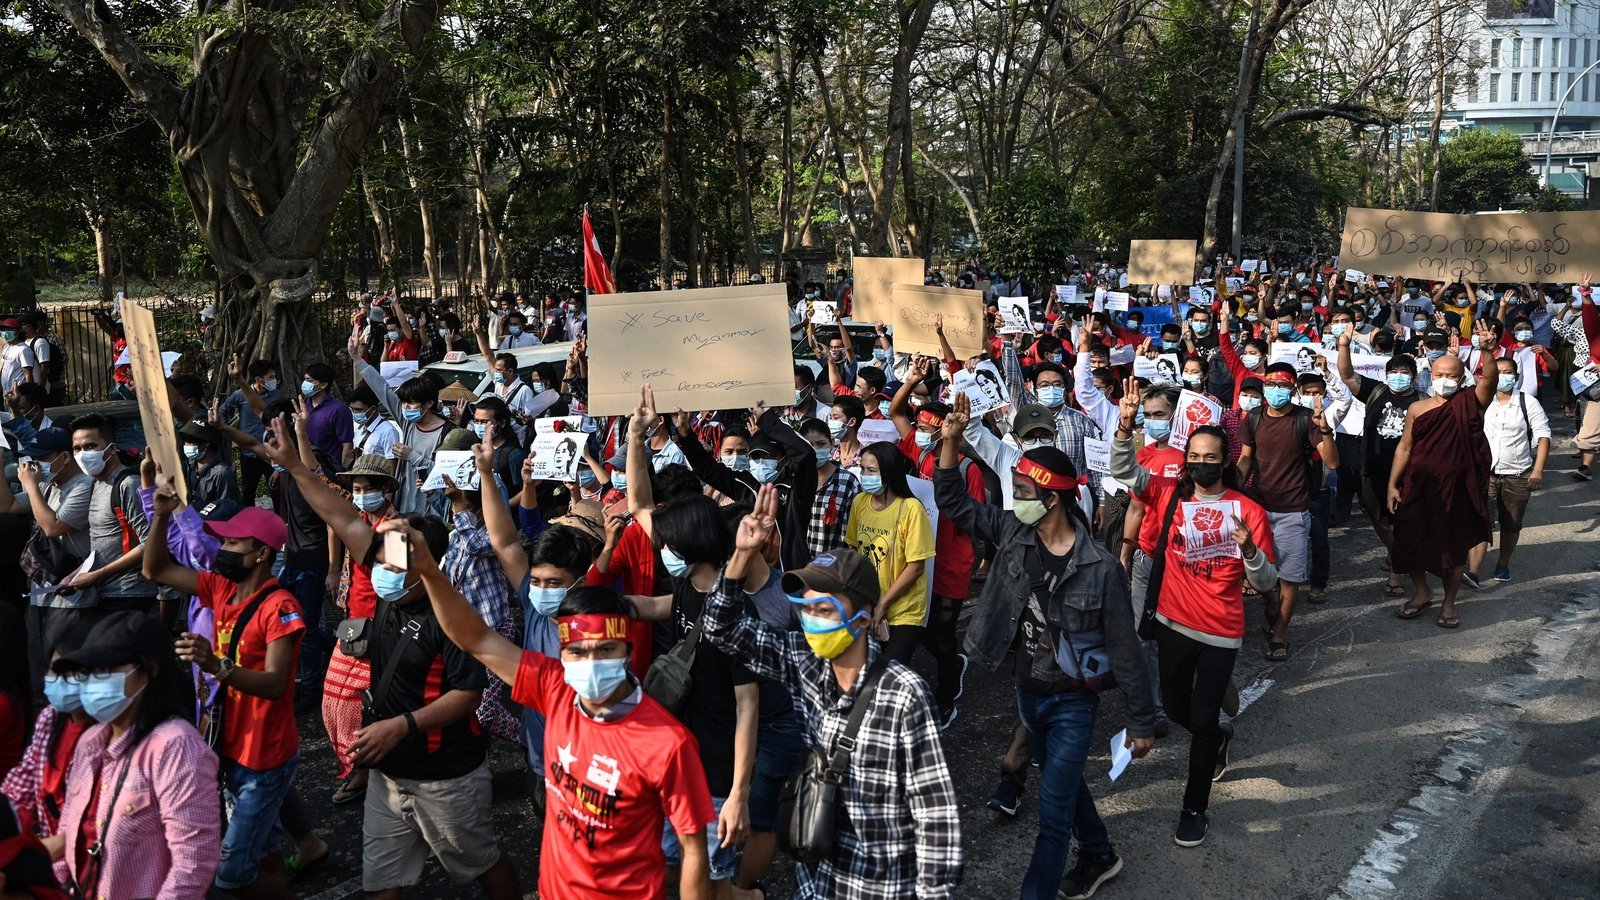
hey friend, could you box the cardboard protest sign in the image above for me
[379,360,418,389]
[952,361,1010,416]
[586,283,795,416]
[853,257,925,324]
[121,300,187,502]
[1128,239,1198,286]
[1056,284,1079,306]
[1134,354,1182,383]
[530,431,584,482]
[998,297,1030,334]
[812,301,839,326]
[1181,500,1241,562]
[421,451,479,492]
[1103,291,1131,312]
[1170,389,1222,447]
[891,284,985,359]
[1338,207,1600,282]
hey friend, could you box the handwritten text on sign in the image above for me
[1338,207,1600,282]
[853,256,925,324]
[586,283,795,415]
[891,284,985,359]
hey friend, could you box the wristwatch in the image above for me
[215,657,236,682]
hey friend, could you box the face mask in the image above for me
[1425,349,1446,362]
[301,380,317,397]
[1294,394,1321,410]
[43,674,82,713]
[799,612,863,660]
[439,328,451,338]
[82,671,144,723]
[1240,354,1261,369]
[1432,377,1460,397]
[1239,395,1262,412]
[508,326,523,336]
[1134,410,1145,427]
[750,459,779,484]
[1356,320,1370,332]
[1145,418,1172,441]
[721,452,750,471]
[36,460,53,480]
[878,400,892,417]
[472,423,488,439]
[1330,323,1348,336]
[872,348,889,361]
[1161,340,1179,350]
[1048,353,1063,364]
[1021,437,1052,451]
[578,468,598,487]
[1497,373,1517,393]
[1514,329,1533,343]
[659,546,692,578]
[496,371,515,385]
[354,491,386,513]
[1037,385,1065,408]
[1386,373,1414,392]
[371,565,412,602]
[1192,321,1210,336]
[263,378,279,392]
[353,410,372,426]
[401,407,424,423]
[183,444,202,461]
[75,447,108,478]
[795,389,808,406]
[1182,373,1203,387]
[828,419,847,440]
[1186,461,1224,489]
[1413,320,1429,331]
[859,474,884,495]
[530,382,546,395]
[1246,313,1259,323]
[611,472,627,491]
[914,430,935,450]
[1013,498,1050,526]
[814,447,833,466]
[563,657,630,702]
[1300,302,1313,312]
[1264,386,1293,409]
[1277,323,1293,335]
[0,330,14,342]
[213,548,257,583]
[387,330,401,342]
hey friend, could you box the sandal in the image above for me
[1396,599,1434,619]
[1264,642,1289,662]
[284,847,330,878]
[331,773,367,806]
[1436,614,1461,629]
[1384,583,1408,598]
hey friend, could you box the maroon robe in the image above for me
[1391,389,1492,573]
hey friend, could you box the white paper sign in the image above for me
[1170,389,1222,446]
[1269,344,1386,380]
[1132,354,1182,384]
[1055,284,1079,306]
[1104,291,1131,312]
[1225,277,1245,294]
[420,450,480,492]
[379,360,419,389]
[114,350,182,377]
[530,431,584,482]
[1571,363,1600,396]
[1189,286,1215,305]
[812,301,839,326]
[998,297,1030,334]
[1109,728,1133,781]
[905,475,940,613]
[953,361,1011,416]
[857,418,899,447]
[1240,259,1261,273]
[533,416,585,435]
[1345,268,1366,283]
[1084,437,1111,475]
[1181,500,1241,562]
[1118,272,1130,289]
[1093,286,1107,311]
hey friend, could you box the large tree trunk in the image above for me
[86,208,113,305]
[873,0,938,255]
[361,166,399,290]
[659,81,674,288]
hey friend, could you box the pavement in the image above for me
[287,412,1600,900]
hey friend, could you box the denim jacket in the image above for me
[935,465,1157,737]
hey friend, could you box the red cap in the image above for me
[0,318,20,329]
[205,507,288,552]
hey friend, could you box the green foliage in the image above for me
[980,167,1081,285]
[1437,130,1540,213]
[1526,185,1580,212]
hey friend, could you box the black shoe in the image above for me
[1058,851,1123,899]
[1174,809,1209,847]
[1213,720,1234,782]
[1221,681,1240,718]
[952,652,970,702]
[1153,718,1169,739]
[987,779,1022,816]
[1462,571,1482,590]
[1576,465,1593,482]
[938,705,959,731]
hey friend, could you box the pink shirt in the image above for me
[59,719,221,900]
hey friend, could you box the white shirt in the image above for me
[26,337,51,385]
[498,331,542,349]
[495,378,540,442]
[355,415,401,459]
[1,343,36,394]
[1482,390,1550,475]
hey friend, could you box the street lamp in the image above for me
[1544,57,1600,186]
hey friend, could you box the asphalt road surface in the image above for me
[289,412,1600,900]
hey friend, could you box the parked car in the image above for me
[42,400,146,454]
[421,340,576,394]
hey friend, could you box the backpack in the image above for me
[31,335,64,386]
[643,618,697,715]
[1243,405,1319,495]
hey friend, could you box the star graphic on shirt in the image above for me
[558,742,577,770]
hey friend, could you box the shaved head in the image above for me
[1429,354,1465,381]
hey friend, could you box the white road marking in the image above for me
[1234,675,1274,715]
[303,875,363,900]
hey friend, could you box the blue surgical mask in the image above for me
[354,491,386,513]
[1192,321,1210,335]
[750,458,779,484]
[301,379,316,397]
[1246,313,1259,323]
[183,444,202,461]
[81,671,142,723]
[439,328,451,338]
[721,452,750,472]
[508,326,523,336]
[1135,410,1145,427]
[795,389,808,406]
[563,657,630,702]
[43,674,83,713]
[1239,395,1262,412]
[387,330,401,342]
[1144,418,1172,441]
[859,475,884,495]
[1182,373,1203,387]
[814,447,833,466]
[1497,373,1517,393]
[1330,323,1348,336]
[1413,320,1429,331]
[497,371,514,385]
[1277,322,1293,335]
[1161,340,1179,350]
[878,400,892,417]
[371,565,412,602]
[262,378,279,392]
[353,410,372,426]
[472,423,488,438]
[611,471,627,491]
[1240,354,1262,369]
[1386,373,1413,392]
[1048,353,1063,364]
[872,348,890,361]
[1514,329,1533,343]
[1425,349,1446,362]
[914,430,935,450]
[401,407,424,423]
[530,382,546,395]
[1037,385,1065,408]
[828,419,847,440]
[528,585,568,617]
[578,468,597,487]
[1264,386,1293,408]
[1300,302,1313,311]
[660,545,692,578]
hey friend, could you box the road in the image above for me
[290,412,1600,900]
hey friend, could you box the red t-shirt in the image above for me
[898,431,984,598]
[584,521,657,678]
[198,572,306,770]
[383,335,420,362]
[0,693,22,775]
[512,651,713,900]
[1132,477,1276,641]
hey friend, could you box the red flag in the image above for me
[582,206,616,295]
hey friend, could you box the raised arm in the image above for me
[473,424,529,586]
[141,474,200,597]
[1335,329,1361,393]
[627,386,659,535]
[934,394,1001,542]
[227,354,266,418]
[704,486,796,686]
[260,417,374,561]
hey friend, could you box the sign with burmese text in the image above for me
[586,283,796,415]
[1338,207,1600,282]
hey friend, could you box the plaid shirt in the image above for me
[704,574,963,899]
[807,466,861,558]
[441,510,513,630]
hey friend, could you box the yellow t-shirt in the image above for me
[845,494,935,626]
[1439,299,1474,336]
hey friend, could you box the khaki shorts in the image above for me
[362,759,501,891]
[1488,472,1533,533]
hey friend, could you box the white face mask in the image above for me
[1432,377,1460,397]
[75,447,109,478]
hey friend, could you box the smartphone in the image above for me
[384,530,409,569]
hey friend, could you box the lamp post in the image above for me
[1545,57,1600,187]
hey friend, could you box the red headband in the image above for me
[916,409,946,429]
[556,614,632,647]
[1263,371,1296,386]
[1016,456,1086,492]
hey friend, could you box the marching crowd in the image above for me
[0,258,1595,900]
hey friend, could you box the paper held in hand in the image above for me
[1181,500,1241,562]
[1055,284,1079,305]
[1103,291,1131,312]
[811,301,839,326]
[29,551,96,602]
[997,297,1030,334]
[529,432,583,482]
[1109,728,1133,781]
[1170,389,1222,447]
[420,451,480,492]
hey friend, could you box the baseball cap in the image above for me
[52,611,169,673]
[204,506,288,551]
[1012,404,1057,437]
[1422,328,1450,345]
[0,317,19,330]
[194,498,243,522]
[19,426,72,458]
[782,549,879,611]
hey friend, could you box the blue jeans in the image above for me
[661,794,740,882]
[217,754,298,890]
[1016,689,1111,899]
[749,714,808,833]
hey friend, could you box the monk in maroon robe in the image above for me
[1387,352,1496,628]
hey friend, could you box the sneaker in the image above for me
[1462,571,1482,590]
[1058,851,1124,899]
[1308,587,1326,604]
[952,653,970,703]
[1221,680,1240,718]
[1174,809,1209,847]
[1493,566,1512,583]
[1153,718,1169,739]
[1576,465,1593,482]
[938,705,959,731]
[987,779,1022,817]
[1213,720,1234,782]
